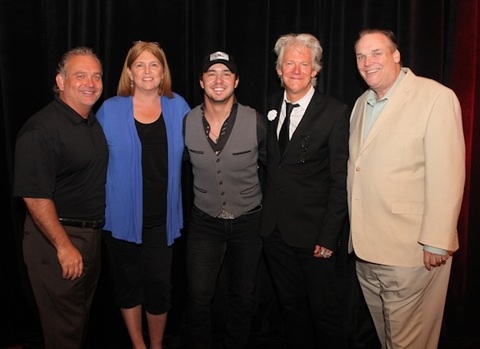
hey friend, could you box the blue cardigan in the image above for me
[97,94,190,246]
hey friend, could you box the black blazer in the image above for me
[260,89,350,251]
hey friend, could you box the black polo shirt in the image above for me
[14,97,108,220]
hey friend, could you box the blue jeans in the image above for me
[186,205,263,349]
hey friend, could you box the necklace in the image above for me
[208,129,219,143]
[209,129,219,139]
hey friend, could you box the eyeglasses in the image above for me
[131,41,161,47]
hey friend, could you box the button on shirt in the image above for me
[277,85,315,139]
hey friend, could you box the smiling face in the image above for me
[56,54,103,118]
[128,50,164,95]
[355,32,402,99]
[277,45,317,102]
[200,63,239,104]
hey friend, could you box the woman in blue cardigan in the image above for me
[97,41,190,349]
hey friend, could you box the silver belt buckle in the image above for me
[217,209,235,219]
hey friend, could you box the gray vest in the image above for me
[185,104,262,217]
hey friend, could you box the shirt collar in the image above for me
[283,85,315,110]
[54,96,96,126]
[367,68,407,106]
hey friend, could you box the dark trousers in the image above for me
[103,225,173,314]
[186,206,263,349]
[22,214,102,349]
[263,229,343,349]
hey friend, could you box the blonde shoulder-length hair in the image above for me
[117,41,173,98]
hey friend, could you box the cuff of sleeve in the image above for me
[423,245,448,255]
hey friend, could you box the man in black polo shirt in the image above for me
[14,47,107,349]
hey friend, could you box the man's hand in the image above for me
[424,250,449,271]
[314,245,333,259]
[24,197,83,280]
[57,243,83,280]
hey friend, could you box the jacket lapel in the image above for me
[268,90,324,158]
[291,91,320,141]
[267,95,285,158]
[359,69,414,154]
[282,91,322,156]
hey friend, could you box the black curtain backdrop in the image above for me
[1,1,479,348]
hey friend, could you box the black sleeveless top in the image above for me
[135,115,168,227]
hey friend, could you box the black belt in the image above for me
[59,217,105,229]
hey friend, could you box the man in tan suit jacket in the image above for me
[347,29,465,348]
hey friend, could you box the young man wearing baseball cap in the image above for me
[184,51,266,348]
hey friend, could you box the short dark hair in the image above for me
[355,28,399,53]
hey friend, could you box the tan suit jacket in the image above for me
[347,68,465,267]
